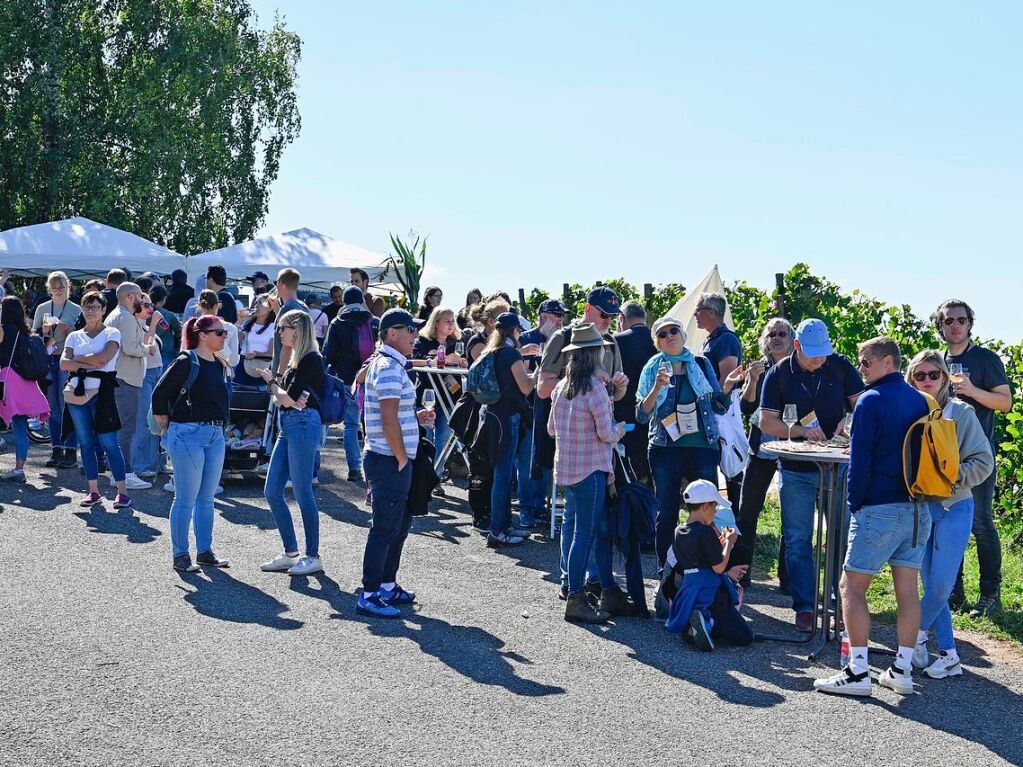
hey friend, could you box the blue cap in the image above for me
[795,318,834,357]
[379,308,416,333]
[538,298,566,316]
[496,312,520,330]
[587,287,621,314]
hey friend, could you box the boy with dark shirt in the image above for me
[664,480,752,651]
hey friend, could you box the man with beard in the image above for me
[614,300,657,482]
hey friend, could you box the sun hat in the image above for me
[651,316,686,344]
[561,322,614,352]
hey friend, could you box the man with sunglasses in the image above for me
[614,300,657,482]
[933,299,1012,617]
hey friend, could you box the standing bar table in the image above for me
[414,365,470,474]
[757,441,849,661]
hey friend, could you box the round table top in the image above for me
[415,365,469,376]
[761,441,850,464]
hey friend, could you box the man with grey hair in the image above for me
[614,300,657,482]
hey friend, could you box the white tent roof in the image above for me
[0,217,186,279]
[665,265,736,353]
[186,228,390,290]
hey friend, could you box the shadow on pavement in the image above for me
[176,567,303,630]
[73,505,162,544]
[1,478,73,511]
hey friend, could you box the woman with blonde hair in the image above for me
[257,310,327,576]
[905,349,994,679]
[413,307,468,459]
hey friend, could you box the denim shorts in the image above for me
[844,502,933,575]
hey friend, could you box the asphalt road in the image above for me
[2,441,1022,767]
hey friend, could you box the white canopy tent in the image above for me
[0,217,186,279]
[665,265,736,353]
[186,228,391,291]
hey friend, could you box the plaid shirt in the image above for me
[547,376,619,486]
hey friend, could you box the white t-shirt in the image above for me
[242,323,274,356]
[64,327,121,390]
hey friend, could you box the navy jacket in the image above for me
[613,324,657,423]
[847,371,929,511]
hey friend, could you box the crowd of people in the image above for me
[0,265,1014,697]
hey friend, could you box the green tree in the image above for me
[0,0,301,254]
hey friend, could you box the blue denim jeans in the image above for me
[921,498,975,651]
[779,467,835,614]
[515,427,548,526]
[46,355,75,449]
[428,410,453,466]
[131,365,162,475]
[563,471,615,595]
[341,400,363,473]
[67,399,126,482]
[8,415,29,461]
[362,451,414,593]
[490,412,521,536]
[649,446,720,566]
[165,422,225,557]
[264,408,322,557]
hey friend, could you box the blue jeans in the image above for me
[341,400,363,473]
[779,468,831,614]
[131,366,162,475]
[165,422,225,557]
[490,412,520,535]
[8,415,28,461]
[362,451,414,592]
[46,356,75,449]
[563,471,615,595]
[649,446,720,566]
[515,427,548,526]
[264,408,322,557]
[67,399,126,482]
[921,498,975,651]
[428,410,453,465]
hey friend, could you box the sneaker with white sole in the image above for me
[878,664,915,695]
[260,553,299,572]
[814,666,873,696]
[123,473,152,490]
[688,609,715,652]
[137,470,158,480]
[912,643,930,670]
[924,651,963,679]
[287,556,323,576]
[1,468,26,483]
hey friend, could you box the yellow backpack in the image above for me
[901,392,960,500]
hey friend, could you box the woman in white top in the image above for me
[237,296,275,387]
[60,290,130,508]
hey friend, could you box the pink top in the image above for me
[548,376,619,486]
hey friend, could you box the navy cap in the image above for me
[496,312,521,330]
[379,308,416,333]
[587,287,621,314]
[246,271,270,282]
[538,299,566,316]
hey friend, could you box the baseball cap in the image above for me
[682,479,731,510]
[795,318,834,358]
[379,308,416,333]
[496,312,520,330]
[587,287,621,315]
[650,316,684,338]
[246,271,270,282]
[538,298,566,316]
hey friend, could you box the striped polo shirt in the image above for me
[364,345,419,458]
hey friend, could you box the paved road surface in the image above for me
[2,442,1021,766]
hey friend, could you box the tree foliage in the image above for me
[0,0,301,254]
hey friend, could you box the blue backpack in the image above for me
[314,360,354,425]
[467,350,502,405]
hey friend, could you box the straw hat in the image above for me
[562,322,614,352]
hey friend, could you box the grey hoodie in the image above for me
[943,399,995,508]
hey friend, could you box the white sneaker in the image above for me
[287,555,323,576]
[124,473,152,490]
[164,480,175,492]
[260,553,299,572]
[256,463,269,476]
[813,667,872,696]
[924,651,963,679]
[285,478,318,490]
[878,664,915,695]
[912,642,930,669]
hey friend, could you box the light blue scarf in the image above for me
[637,348,714,410]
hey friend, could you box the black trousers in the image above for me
[732,455,787,585]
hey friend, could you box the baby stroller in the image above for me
[222,384,277,475]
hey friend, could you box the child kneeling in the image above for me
[662,480,753,651]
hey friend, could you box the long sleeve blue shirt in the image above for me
[847,372,930,512]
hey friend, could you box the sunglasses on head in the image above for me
[201,329,228,337]
[768,330,788,338]
[942,317,969,326]
[912,370,943,382]
[657,326,681,340]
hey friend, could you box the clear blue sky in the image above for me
[251,1,1022,342]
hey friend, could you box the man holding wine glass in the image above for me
[758,319,865,631]
[934,299,1013,617]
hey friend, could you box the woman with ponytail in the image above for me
[152,315,231,572]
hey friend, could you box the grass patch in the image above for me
[751,502,1023,651]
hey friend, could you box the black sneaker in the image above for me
[559,584,568,601]
[45,448,62,468]
[689,609,715,652]
[584,580,602,599]
[949,584,968,613]
[969,593,1002,618]
[196,549,230,568]
[347,470,364,482]
[57,449,78,469]
[173,554,199,573]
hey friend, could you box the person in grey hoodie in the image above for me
[906,349,994,679]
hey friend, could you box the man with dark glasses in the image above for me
[933,299,1012,617]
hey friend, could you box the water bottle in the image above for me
[840,629,850,668]
[437,345,447,369]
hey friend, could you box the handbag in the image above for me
[716,391,751,479]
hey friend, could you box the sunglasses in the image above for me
[857,357,874,368]
[201,329,228,337]
[768,331,788,338]
[598,310,615,320]
[657,326,682,340]
[912,370,943,382]
[942,317,970,326]
[141,302,153,308]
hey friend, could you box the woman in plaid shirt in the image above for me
[548,323,631,624]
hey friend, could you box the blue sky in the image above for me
[250,2,1022,341]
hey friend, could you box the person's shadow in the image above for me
[176,567,303,630]
[2,479,72,512]
[73,506,162,544]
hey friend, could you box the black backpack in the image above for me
[7,331,50,383]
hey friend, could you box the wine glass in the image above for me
[42,313,55,335]
[454,341,465,356]
[782,404,799,444]
[948,362,963,385]
[422,389,436,412]
[660,360,674,388]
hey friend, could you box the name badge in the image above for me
[676,402,700,436]
[800,410,820,430]
[661,412,683,441]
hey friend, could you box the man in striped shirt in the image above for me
[358,308,435,618]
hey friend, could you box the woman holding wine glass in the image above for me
[413,307,468,460]
[636,316,741,568]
